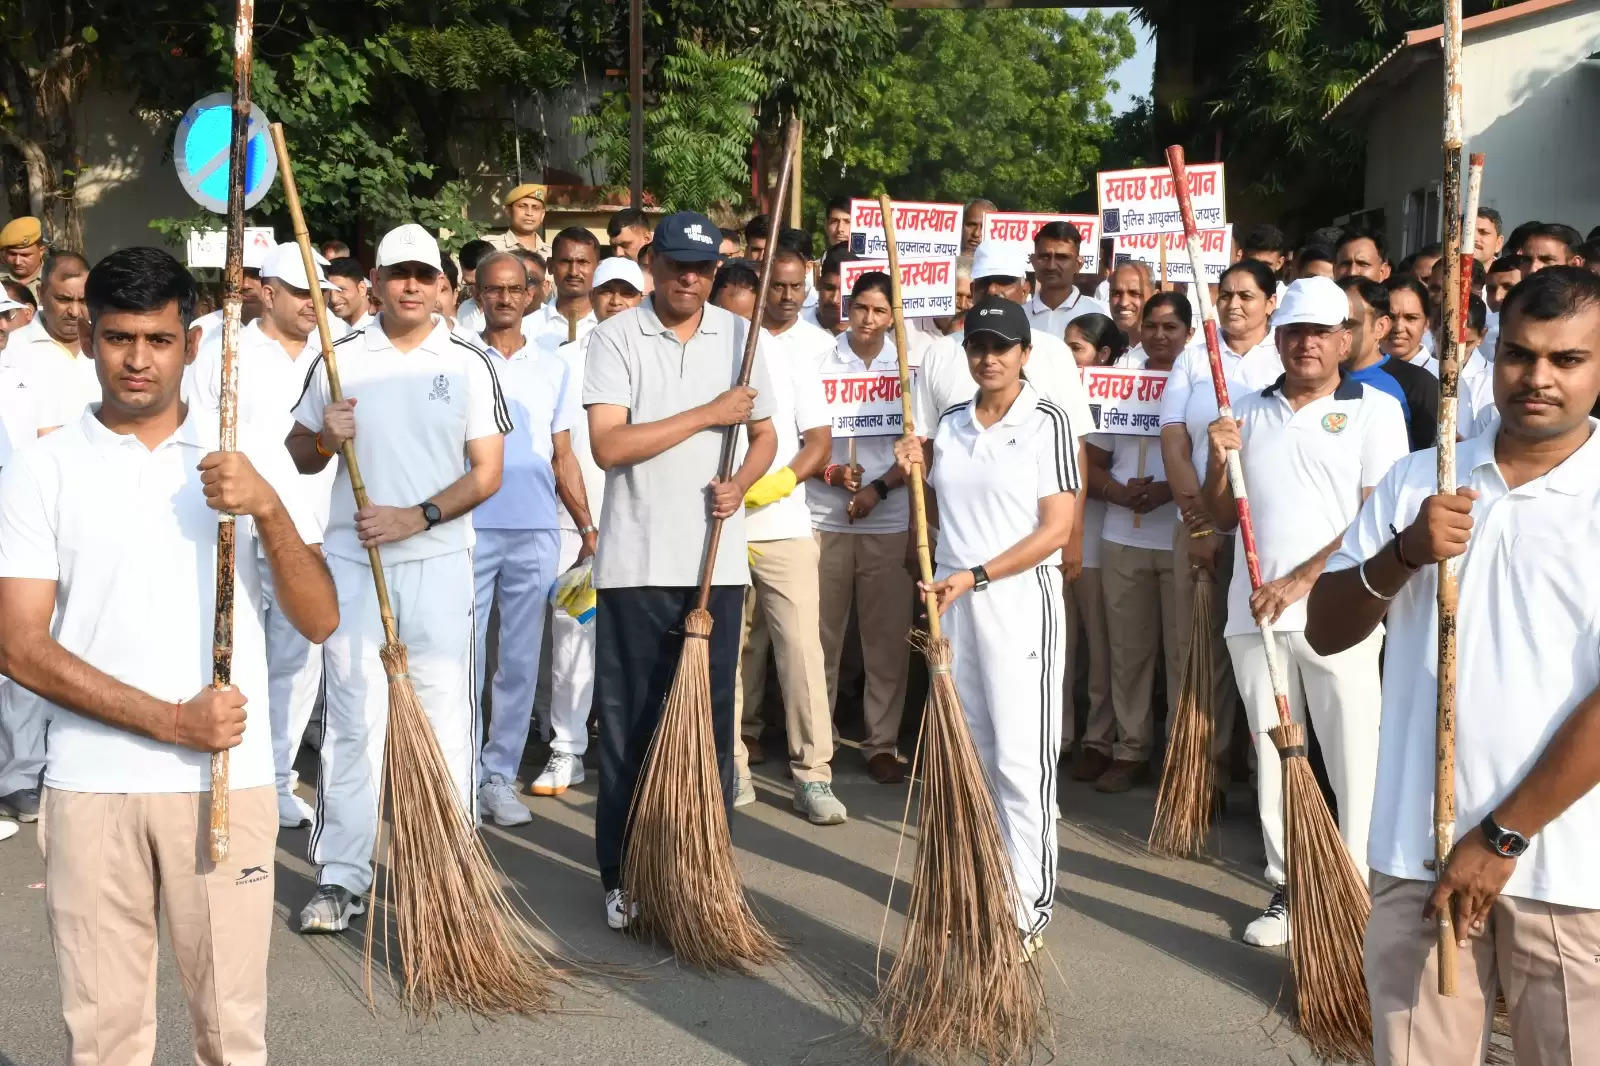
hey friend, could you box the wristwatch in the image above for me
[1480,813,1530,858]
[969,565,990,592]
[420,502,443,530]
[579,524,599,537]
[871,478,892,499]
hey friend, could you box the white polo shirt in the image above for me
[1159,333,1282,479]
[10,320,98,430]
[1221,375,1407,639]
[912,328,1095,449]
[291,315,511,565]
[0,406,318,793]
[0,343,46,465]
[472,336,578,530]
[1025,289,1109,342]
[810,333,913,536]
[744,319,832,543]
[555,334,606,534]
[1328,423,1600,909]
[523,298,596,354]
[1089,350,1178,551]
[930,382,1080,577]
[192,307,346,356]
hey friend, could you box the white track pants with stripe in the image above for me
[943,564,1065,937]
[311,550,477,898]
[473,527,560,783]
[262,555,325,799]
[546,529,595,757]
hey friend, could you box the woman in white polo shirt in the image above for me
[893,295,1079,947]
[811,272,913,784]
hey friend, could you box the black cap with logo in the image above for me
[962,295,1031,347]
[651,210,723,262]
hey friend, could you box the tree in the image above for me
[806,8,1137,216]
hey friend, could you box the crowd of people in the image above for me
[0,178,1596,1066]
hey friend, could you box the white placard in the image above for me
[1081,366,1170,435]
[849,199,962,259]
[839,256,958,319]
[981,212,1101,272]
[1113,227,1234,285]
[1097,163,1227,237]
[186,226,275,270]
[817,370,908,438]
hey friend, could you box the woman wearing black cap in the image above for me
[893,295,1081,952]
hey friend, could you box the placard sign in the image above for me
[1114,227,1234,285]
[981,212,1101,272]
[849,199,961,259]
[818,370,908,438]
[186,226,275,269]
[1097,163,1226,237]
[1081,366,1169,436]
[839,256,957,318]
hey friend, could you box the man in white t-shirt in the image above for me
[13,252,96,436]
[188,243,341,831]
[188,240,268,355]
[325,256,374,333]
[521,227,599,352]
[725,248,844,824]
[1025,220,1109,341]
[1306,266,1600,1063]
[1204,277,1408,948]
[527,258,643,799]
[287,223,511,933]
[0,246,337,1062]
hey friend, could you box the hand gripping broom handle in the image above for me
[207,0,257,864]
[269,123,400,647]
[879,193,942,641]
[694,118,802,609]
[1164,146,1292,731]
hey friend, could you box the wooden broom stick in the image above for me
[207,0,256,864]
[1435,0,1467,997]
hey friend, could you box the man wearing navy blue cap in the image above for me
[583,210,779,929]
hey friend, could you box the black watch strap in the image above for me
[421,502,443,530]
[1480,812,1530,858]
[871,477,891,499]
[970,565,990,591]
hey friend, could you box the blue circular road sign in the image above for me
[173,92,277,213]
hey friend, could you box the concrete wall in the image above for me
[72,89,200,263]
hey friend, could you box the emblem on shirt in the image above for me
[1321,412,1349,434]
[428,373,451,404]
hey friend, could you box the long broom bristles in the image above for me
[1272,721,1373,1064]
[367,641,564,1016]
[1149,570,1218,858]
[875,635,1049,1065]
[621,609,782,969]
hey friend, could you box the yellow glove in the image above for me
[744,467,798,509]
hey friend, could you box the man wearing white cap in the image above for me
[1201,275,1407,948]
[525,256,644,797]
[188,243,342,830]
[287,223,511,932]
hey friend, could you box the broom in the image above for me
[1148,568,1217,858]
[205,0,257,865]
[873,192,1048,1064]
[615,119,801,970]
[270,124,563,1017]
[1166,145,1372,1063]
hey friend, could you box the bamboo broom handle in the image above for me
[1164,146,1294,732]
[693,118,802,610]
[269,123,400,647]
[879,194,941,639]
[207,0,257,865]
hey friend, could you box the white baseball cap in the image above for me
[0,293,23,316]
[261,243,337,292]
[1272,276,1350,329]
[375,223,443,271]
[971,241,1030,282]
[243,240,270,272]
[592,256,645,293]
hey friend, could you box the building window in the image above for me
[1403,183,1441,256]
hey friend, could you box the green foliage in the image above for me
[808,8,1137,215]
[572,41,767,212]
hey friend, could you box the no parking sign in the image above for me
[173,92,276,213]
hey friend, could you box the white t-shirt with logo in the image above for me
[744,320,832,542]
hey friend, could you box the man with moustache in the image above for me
[13,252,96,437]
[488,183,552,258]
[1027,221,1109,337]
[0,217,47,299]
[1107,260,1154,347]
[524,227,599,352]
[962,199,996,256]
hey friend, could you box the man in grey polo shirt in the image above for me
[583,210,778,929]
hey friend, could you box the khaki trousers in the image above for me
[1366,871,1600,1066]
[734,536,836,782]
[43,785,277,1066]
[1098,539,1179,762]
[1062,566,1113,749]
[816,529,913,759]
[1171,521,1240,767]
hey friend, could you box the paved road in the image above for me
[0,754,1325,1066]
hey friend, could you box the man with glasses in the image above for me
[1200,276,1408,948]
[1026,221,1108,339]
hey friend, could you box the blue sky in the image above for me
[1069,6,1156,113]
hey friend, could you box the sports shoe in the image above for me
[278,790,314,829]
[0,818,18,842]
[0,787,40,823]
[605,888,638,931]
[1243,885,1290,948]
[478,774,533,827]
[792,782,847,825]
[530,751,585,797]
[1021,931,1045,963]
[733,775,756,808]
[299,885,365,934]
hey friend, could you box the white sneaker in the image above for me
[299,885,364,934]
[733,775,756,808]
[0,818,18,842]
[478,774,533,827]
[530,751,585,796]
[605,888,637,931]
[792,782,847,825]
[278,790,315,829]
[1243,885,1290,948]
